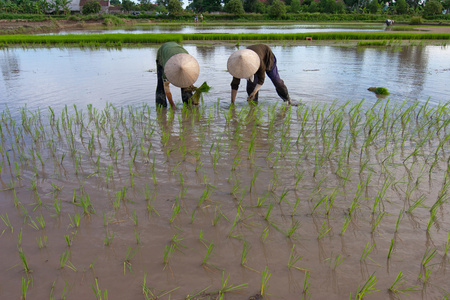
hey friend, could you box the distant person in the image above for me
[195,15,198,23]
[200,13,203,22]
[155,42,199,109]
[385,19,394,26]
[227,44,296,105]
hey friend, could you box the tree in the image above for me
[121,0,135,11]
[443,0,450,13]
[167,0,183,13]
[307,1,319,12]
[187,0,223,11]
[82,0,102,14]
[422,0,443,15]
[289,0,301,12]
[318,0,338,13]
[366,0,379,13]
[225,0,245,13]
[269,0,286,18]
[395,0,408,14]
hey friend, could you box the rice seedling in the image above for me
[394,210,403,233]
[326,253,345,271]
[264,202,274,221]
[169,203,181,223]
[371,212,385,234]
[317,220,331,239]
[123,245,138,275]
[163,244,175,268]
[104,224,115,246]
[21,276,32,300]
[249,169,259,193]
[36,235,47,249]
[426,207,438,232]
[65,235,72,247]
[260,266,271,298]
[420,248,437,270]
[388,271,419,296]
[443,232,450,256]
[202,242,216,267]
[18,247,32,274]
[407,195,426,214]
[360,242,376,262]
[387,238,395,260]
[287,244,305,271]
[17,227,23,248]
[260,226,269,243]
[1,213,13,234]
[92,278,108,300]
[302,271,311,300]
[59,248,77,271]
[353,273,379,299]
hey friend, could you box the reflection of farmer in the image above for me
[385,19,394,26]
[156,42,199,109]
[227,44,294,105]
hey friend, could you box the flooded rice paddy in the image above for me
[46,24,385,35]
[1,44,449,115]
[0,43,450,299]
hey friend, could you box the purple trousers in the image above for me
[246,57,290,102]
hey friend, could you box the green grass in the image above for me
[0,31,448,47]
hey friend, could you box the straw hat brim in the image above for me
[164,53,199,88]
[227,49,260,79]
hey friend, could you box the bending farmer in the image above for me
[227,44,294,105]
[156,42,199,109]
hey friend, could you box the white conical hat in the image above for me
[227,49,260,79]
[164,53,199,88]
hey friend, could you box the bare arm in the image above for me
[231,89,237,105]
[164,81,176,109]
[248,84,262,101]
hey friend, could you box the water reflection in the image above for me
[0,45,449,118]
[45,24,384,35]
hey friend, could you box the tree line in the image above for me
[0,0,448,17]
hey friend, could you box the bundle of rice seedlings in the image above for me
[368,87,390,95]
[189,82,211,105]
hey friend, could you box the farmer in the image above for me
[227,44,294,105]
[156,42,199,109]
[385,19,394,26]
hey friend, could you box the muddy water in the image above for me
[1,44,449,119]
[0,44,450,299]
[0,97,449,299]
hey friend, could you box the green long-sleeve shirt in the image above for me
[156,42,189,80]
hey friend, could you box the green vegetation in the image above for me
[0,32,448,48]
[81,0,101,15]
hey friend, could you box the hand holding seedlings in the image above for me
[227,44,291,104]
[155,42,200,109]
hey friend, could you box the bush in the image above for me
[409,16,423,25]
[82,0,101,14]
[167,0,182,14]
[269,0,287,18]
[225,0,245,14]
[422,0,443,16]
[395,0,408,14]
[103,15,125,26]
[366,0,379,14]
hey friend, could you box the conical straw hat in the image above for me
[227,49,260,79]
[164,53,199,88]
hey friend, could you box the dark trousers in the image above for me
[156,61,193,107]
[246,56,290,102]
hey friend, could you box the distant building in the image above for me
[69,0,120,13]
